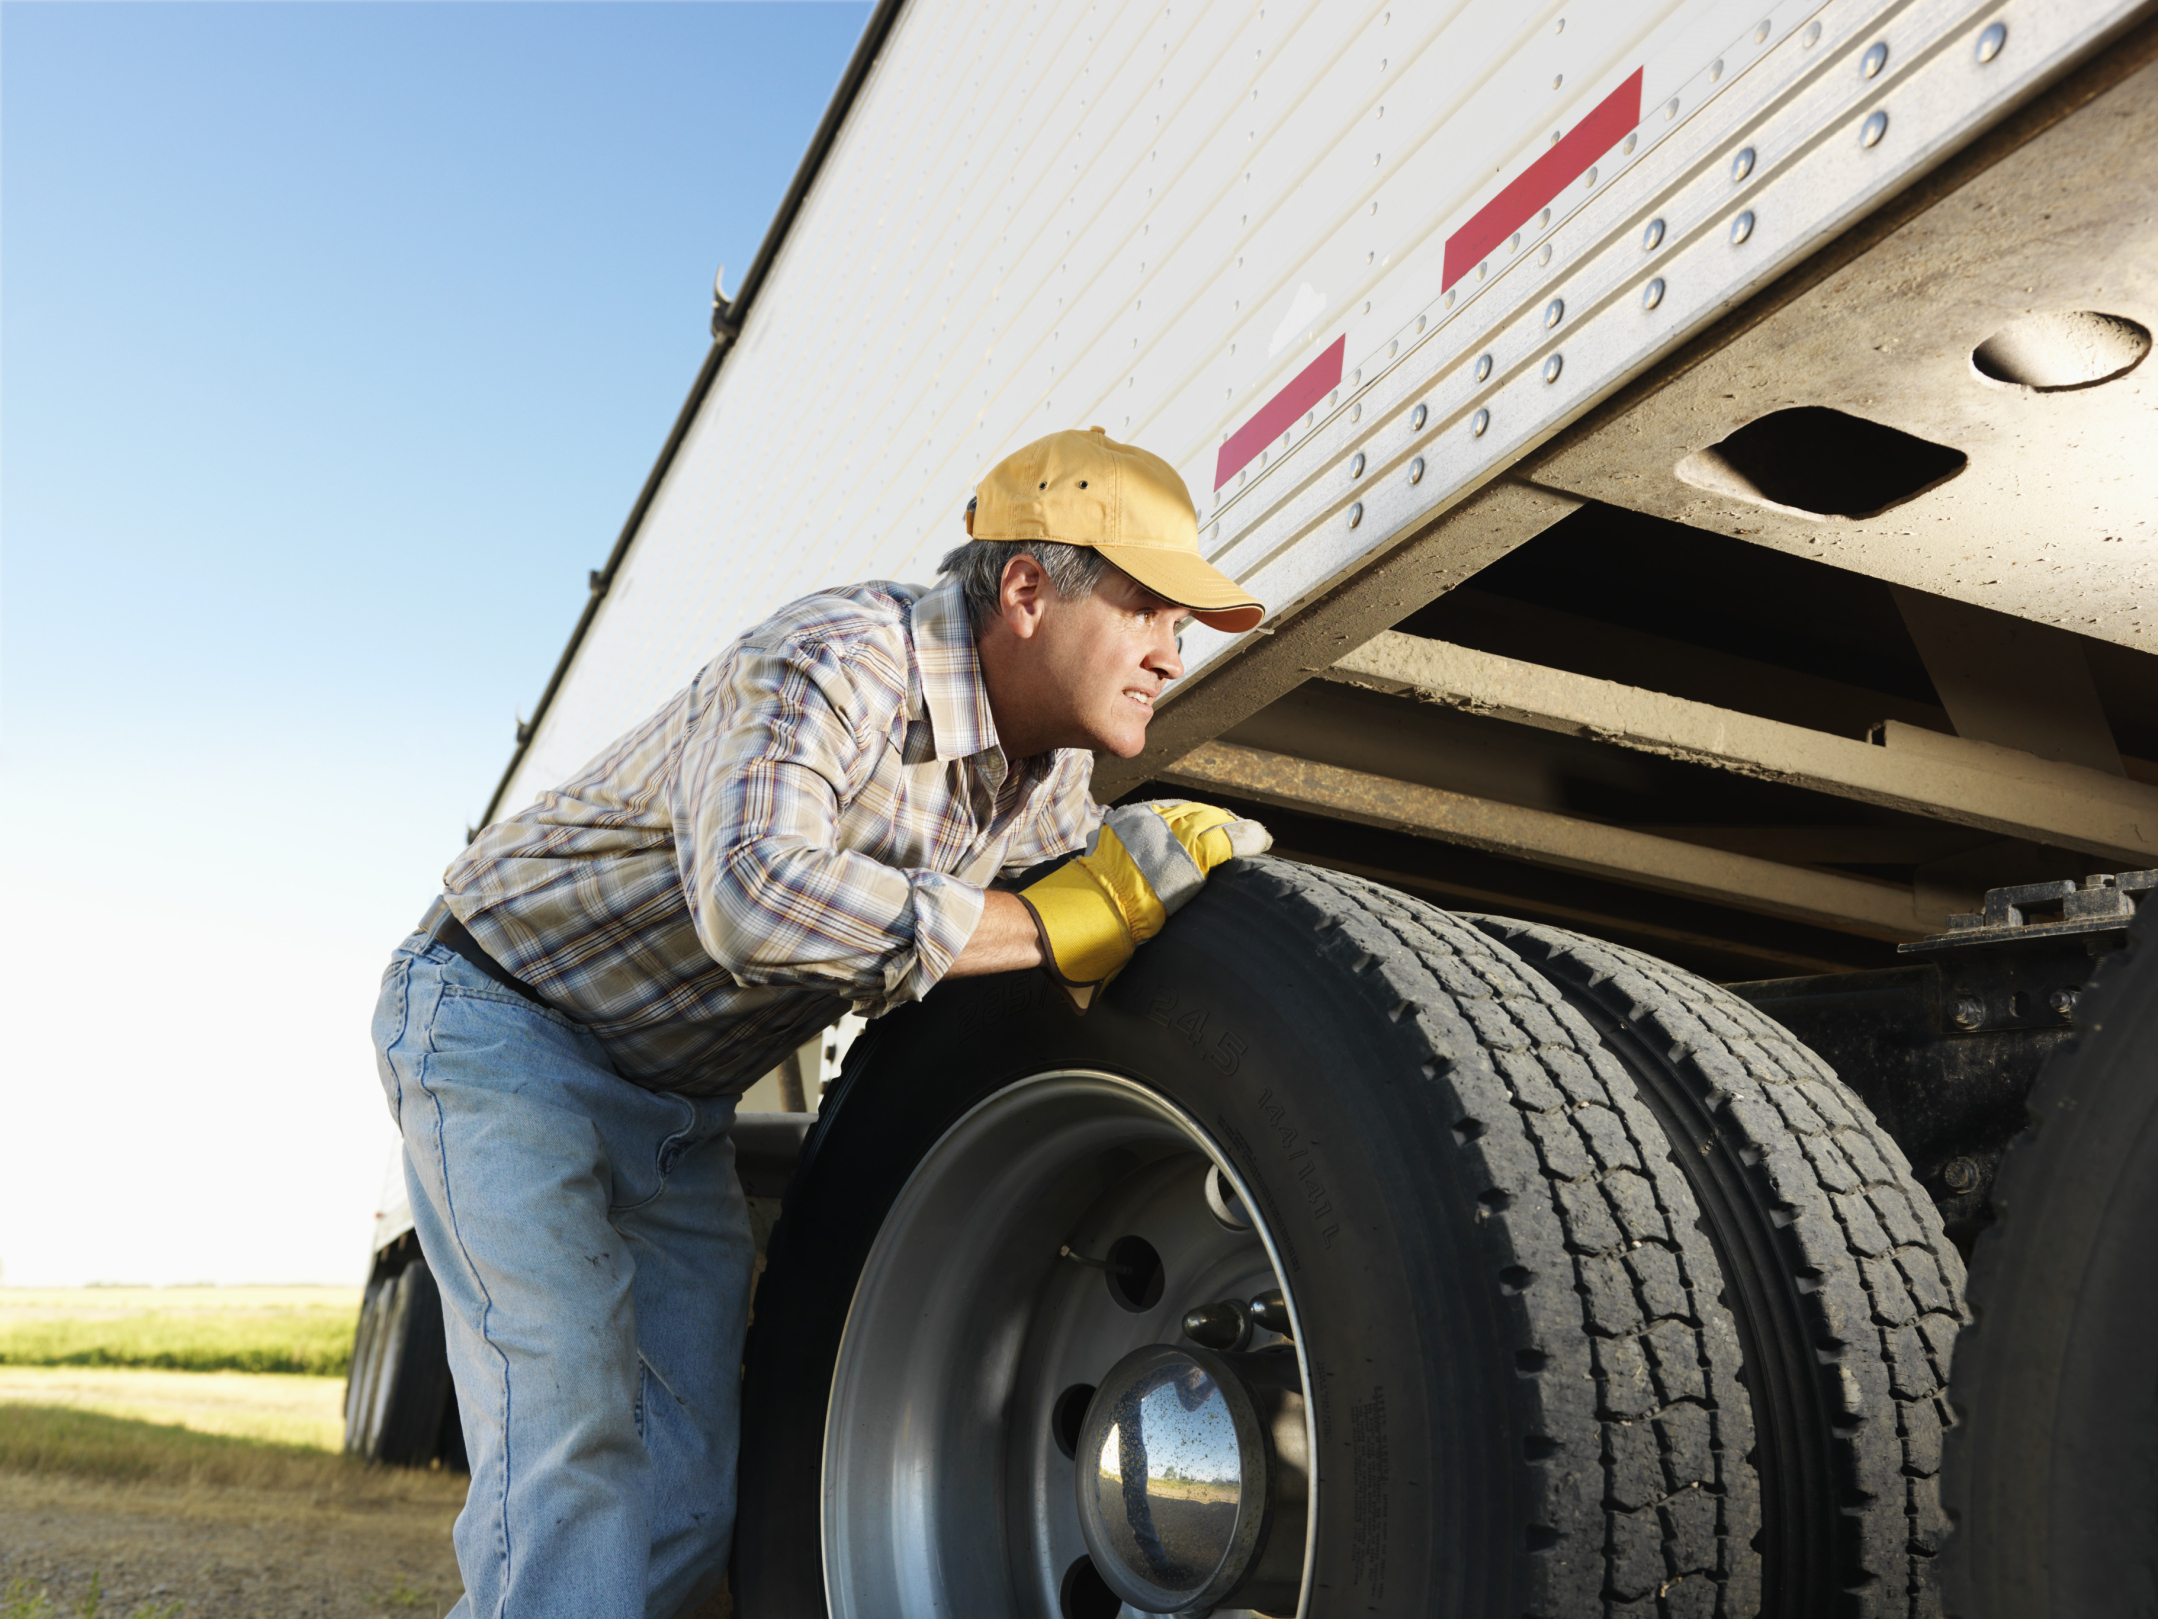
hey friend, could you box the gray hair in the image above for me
[938,539,1109,633]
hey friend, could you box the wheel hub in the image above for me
[1075,1342,1307,1615]
[819,1072,1313,1618]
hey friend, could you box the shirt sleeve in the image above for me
[675,634,984,1015]
[998,750,1105,878]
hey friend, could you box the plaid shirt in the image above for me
[439,576,1101,1096]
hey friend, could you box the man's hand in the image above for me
[1014,800,1271,1010]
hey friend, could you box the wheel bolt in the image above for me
[1250,1289,1292,1338]
[1181,1300,1250,1351]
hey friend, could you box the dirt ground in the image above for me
[0,1469,467,1619]
[0,1470,737,1619]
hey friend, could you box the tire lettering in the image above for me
[1257,1094,1340,1248]
[990,977,1042,1018]
[1350,1387,1391,1598]
[1154,995,1247,1074]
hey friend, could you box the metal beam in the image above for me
[1162,741,1933,940]
[1419,585,1958,740]
[1271,849,1871,978]
[1324,633,2158,866]
[1091,480,1581,802]
[1629,826,1996,865]
[1892,586,2126,776]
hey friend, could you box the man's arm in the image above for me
[946,890,1045,978]
[682,634,990,1011]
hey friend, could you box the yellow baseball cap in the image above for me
[967,427,1265,634]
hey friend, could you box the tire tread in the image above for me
[1251,862,1762,1617]
[1470,917,1964,1619]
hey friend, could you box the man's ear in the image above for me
[998,554,1051,641]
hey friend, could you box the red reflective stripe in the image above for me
[1442,68,1643,291]
[1214,335,1346,490]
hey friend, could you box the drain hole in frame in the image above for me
[1972,310,2149,391]
[1675,406,1966,519]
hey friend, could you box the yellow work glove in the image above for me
[1017,800,1272,1011]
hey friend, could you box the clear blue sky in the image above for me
[0,1,869,1285]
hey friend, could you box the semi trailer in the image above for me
[348,0,2157,1613]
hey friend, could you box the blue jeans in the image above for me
[372,932,756,1619]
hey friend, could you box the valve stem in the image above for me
[1059,1244,1132,1275]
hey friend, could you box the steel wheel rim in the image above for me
[821,1069,1315,1618]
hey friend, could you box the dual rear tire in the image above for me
[344,1236,464,1469]
[736,857,1962,1618]
[1942,909,2156,1619]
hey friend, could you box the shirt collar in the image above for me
[907,576,1002,764]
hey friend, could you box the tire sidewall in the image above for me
[739,867,1533,1618]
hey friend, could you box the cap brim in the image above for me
[1094,544,1266,635]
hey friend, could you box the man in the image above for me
[371,426,1270,1617]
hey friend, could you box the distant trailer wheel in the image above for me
[1471,918,1966,1619]
[737,858,1763,1618]
[1943,910,2157,1619]
[343,1236,460,1468]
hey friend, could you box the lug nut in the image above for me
[1250,1289,1293,1338]
[1942,1156,1981,1194]
[1182,1300,1251,1351]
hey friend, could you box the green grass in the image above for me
[2,1574,183,1618]
[0,1403,468,1516]
[0,1311,355,1377]
[0,1402,357,1491]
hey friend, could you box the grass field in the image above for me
[0,1289,734,1617]
[0,1290,468,1617]
[0,1420,469,1619]
[0,1291,369,1486]
[0,1367,347,1451]
[0,1287,360,1377]
[0,1402,410,1493]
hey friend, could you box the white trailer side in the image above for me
[492,0,2152,869]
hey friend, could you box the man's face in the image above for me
[984,559,1189,759]
[1038,566,1191,757]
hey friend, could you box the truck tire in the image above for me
[343,1243,458,1468]
[1469,918,1965,1619]
[1941,913,2157,1619]
[737,857,1761,1618]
